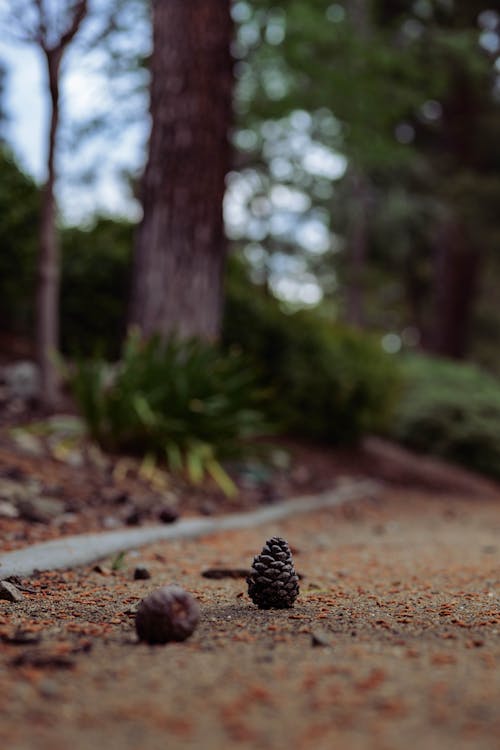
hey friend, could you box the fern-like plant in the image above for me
[69,332,270,495]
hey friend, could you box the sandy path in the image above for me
[1,489,499,750]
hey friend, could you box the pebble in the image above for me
[12,431,44,456]
[100,488,129,505]
[125,509,143,526]
[1,361,40,399]
[134,567,151,581]
[311,629,332,647]
[0,580,24,602]
[0,477,32,502]
[0,500,19,518]
[38,679,60,699]
[17,496,66,524]
[158,505,179,524]
[102,516,121,530]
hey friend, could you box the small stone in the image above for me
[1,629,41,644]
[12,431,44,456]
[1,466,26,481]
[0,500,19,518]
[102,516,121,530]
[199,500,216,516]
[2,361,40,399]
[259,483,280,504]
[11,649,74,670]
[0,478,32,502]
[135,585,199,644]
[39,678,60,699]
[101,488,129,505]
[134,567,151,581]
[311,629,331,648]
[158,506,179,524]
[125,508,143,526]
[202,568,252,580]
[0,581,24,602]
[92,565,111,575]
[50,441,84,467]
[291,465,311,485]
[17,497,66,524]
[87,444,110,471]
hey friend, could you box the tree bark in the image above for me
[31,0,87,409]
[36,49,62,408]
[429,220,480,359]
[129,0,233,341]
[345,170,370,327]
[344,0,372,328]
[426,69,482,359]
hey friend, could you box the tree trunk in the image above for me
[344,0,371,328]
[429,220,480,359]
[424,68,482,359]
[129,0,233,341]
[345,170,370,327]
[36,49,62,408]
[403,256,429,349]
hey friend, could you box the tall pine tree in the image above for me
[129,0,233,341]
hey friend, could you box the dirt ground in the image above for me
[1,487,499,750]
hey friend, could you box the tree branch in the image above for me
[32,0,49,49]
[59,0,88,50]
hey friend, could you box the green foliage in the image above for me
[224,265,400,443]
[69,332,269,494]
[238,0,430,167]
[232,0,500,372]
[0,171,133,357]
[61,218,134,358]
[391,355,500,479]
[111,551,127,571]
[0,148,40,332]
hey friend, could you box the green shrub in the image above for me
[61,218,133,358]
[69,332,270,494]
[223,265,400,443]
[0,149,40,333]
[391,354,500,478]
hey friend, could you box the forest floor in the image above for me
[0,418,500,749]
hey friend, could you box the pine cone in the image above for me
[247,536,299,609]
[135,585,199,644]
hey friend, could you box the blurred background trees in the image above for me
[0,0,499,477]
[231,0,500,363]
[2,0,89,407]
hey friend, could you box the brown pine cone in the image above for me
[135,585,199,644]
[247,536,299,609]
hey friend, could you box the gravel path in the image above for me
[0,488,499,750]
[0,480,377,578]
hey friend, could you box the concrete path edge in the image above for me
[0,480,379,578]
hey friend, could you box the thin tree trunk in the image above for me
[345,170,370,327]
[344,0,372,328]
[129,0,233,341]
[36,50,62,408]
[429,220,480,358]
[426,70,481,359]
[29,1,87,409]
[404,257,428,348]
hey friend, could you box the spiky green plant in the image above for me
[69,332,270,495]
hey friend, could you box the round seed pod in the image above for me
[135,585,199,644]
